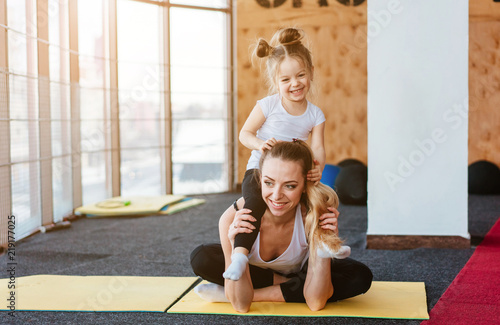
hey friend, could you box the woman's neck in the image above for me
[264,206,297,227]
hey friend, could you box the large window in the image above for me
[117,0,162,196]
[78,0,112,205]
[170,6,230,194]
[116,0,232,195]
[7,0,41,238]
[0,0,233,243]
[49,0,72,222]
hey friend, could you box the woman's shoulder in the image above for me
[219,198,244,225]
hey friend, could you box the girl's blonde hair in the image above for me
[259,140,343,261]
[251,27,314,95]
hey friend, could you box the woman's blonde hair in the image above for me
[251,27,314,96]
[259,140,343,261]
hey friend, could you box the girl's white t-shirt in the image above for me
[247,204,309,275]
[246,94,326,170]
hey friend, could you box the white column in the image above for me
[367,0,469,242]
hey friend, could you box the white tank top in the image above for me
[248,204,309,275]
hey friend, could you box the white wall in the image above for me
[367,0,469,237]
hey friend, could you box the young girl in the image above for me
[224,27,331,281]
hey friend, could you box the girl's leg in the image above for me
[279,258,373,303]
[235,169,267,250]
[224,169,267,280]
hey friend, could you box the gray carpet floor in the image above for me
[1,193,499,325]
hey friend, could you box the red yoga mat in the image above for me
[422,217,500,325]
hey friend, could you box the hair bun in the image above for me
[278,28,303,46]
[256,38,272,58]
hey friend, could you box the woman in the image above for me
[190,140,372,313]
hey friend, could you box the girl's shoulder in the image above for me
[257,94,281,116]
[257,93,280,105]
[306,100,324,114]
[306,101,326,122]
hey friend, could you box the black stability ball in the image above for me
[334,164,367,205]
[337,158,365,168]
[468,160,500,194]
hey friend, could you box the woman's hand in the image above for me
[228,208,257,248]
[319,207,339,235]
[307,159,322,185]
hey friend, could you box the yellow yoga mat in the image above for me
[0,275,198,312]
[74,195,186,217]
[168,281,429,320]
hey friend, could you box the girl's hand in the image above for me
[260,138,279,152]
[319,207,339,236]
[307,159,322,185]
[228,208,257,247]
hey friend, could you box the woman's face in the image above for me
[261,157,306,218]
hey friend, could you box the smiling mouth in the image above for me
[290,89,303,94]
[269,200,286,208]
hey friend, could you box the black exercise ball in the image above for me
[337,158,365,168]
[468,160,500,194]
[335,164,367,205]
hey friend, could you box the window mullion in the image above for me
[108,0,121,197]
[37,0,53,225]
[162,5,172,194]
[68,0,82,208]
[0,0,12,247]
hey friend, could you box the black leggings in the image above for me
[190,243,373,303]
[234,169,267,251]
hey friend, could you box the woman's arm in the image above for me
[303,206,339,311]
[307,122,326,184]
[219,199,256,313]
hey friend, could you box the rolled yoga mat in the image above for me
[74,195,204,217]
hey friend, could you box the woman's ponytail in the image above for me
[305,183,343,263]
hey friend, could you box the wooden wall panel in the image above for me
[236,0,500,182]
[469,20,500,165]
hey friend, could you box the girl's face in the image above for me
[277,56,313,104]
[261,157,306,218]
